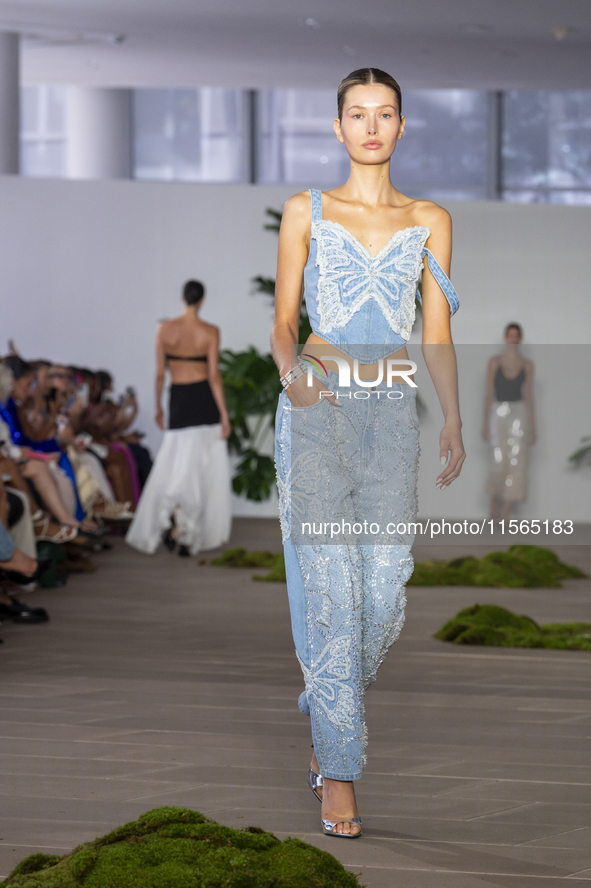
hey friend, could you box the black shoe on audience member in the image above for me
[0,596,49,623]
[1,557,53,586]
[163,529,177,552]
[178,545,191,557]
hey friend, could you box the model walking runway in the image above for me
[271,68,465,838]
[126,280,232,557]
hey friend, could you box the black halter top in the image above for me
[494,365,525,401]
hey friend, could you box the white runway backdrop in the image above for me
[1,175,590,521]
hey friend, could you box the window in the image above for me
[18,85,591,204]
[20,85,68,178]
[256,89,349,185]
[255,88,489,199]
[502,91,591,204]
[133,88,246,182]
[393,90,489,201]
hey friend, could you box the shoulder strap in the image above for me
[416,247,460,316]
[309,189,323,224]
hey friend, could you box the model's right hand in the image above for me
[286,375,340,408]
[155,408,164,430]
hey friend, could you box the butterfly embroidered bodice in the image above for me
[303,189,460,361]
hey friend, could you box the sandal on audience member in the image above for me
[32,512,78,544]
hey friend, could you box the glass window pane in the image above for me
[502,90,591,202]
[502,189,549,204]
[394,90,488,199]
[549,190,591,206]
[257,89,348,185]
[257,88,488,199]
[133,88,246,182]
[547,92,591,189]
[20,85,67,178]
[502,91,549,189]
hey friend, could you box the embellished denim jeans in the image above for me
[274,369,420,781]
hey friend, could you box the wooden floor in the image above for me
[1,519,590,886]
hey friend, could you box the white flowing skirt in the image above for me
[126,425,232,555]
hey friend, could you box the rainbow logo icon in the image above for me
[300,354,329,379]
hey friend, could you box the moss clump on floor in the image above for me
[212,544,586,589]
[435,603,591,651]
[253,555,286,582]
[210,547,286,582]
[409,545,586,588]
[210,547,277,568]
[1,807,362,888]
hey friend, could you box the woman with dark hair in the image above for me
[126,279,231,556]
[272,68,465,838]
[75,370,141,508]
[0,355,96,533]
[482,323,536,522]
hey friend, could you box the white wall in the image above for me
[1,176,590,520]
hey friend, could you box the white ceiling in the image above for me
[1,0,590,90]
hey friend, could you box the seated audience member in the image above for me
[0,355,102,533]
[0,345,150,638]
[0,358,98,533]
[76,371,141,508]
[0,520,48,626]
[120,429,153,490]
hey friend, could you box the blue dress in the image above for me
[0,398,85,522]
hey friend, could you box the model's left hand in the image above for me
[221,416,231,440]
[436,421,466,489]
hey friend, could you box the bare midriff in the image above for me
[166,360,209,385]
[303,333,414,384]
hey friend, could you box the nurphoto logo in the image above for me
[300,354,417,401]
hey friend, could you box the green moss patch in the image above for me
[211,544,586,589]
[210,547,277,569]
[1,807,362,888]
[435,604,591,651]
[210,547,286,582]
[409,545,586,588]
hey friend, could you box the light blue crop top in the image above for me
[303,189,459,361]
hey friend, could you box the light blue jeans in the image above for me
[275,369,420,781]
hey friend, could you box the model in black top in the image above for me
[482,323,536,523]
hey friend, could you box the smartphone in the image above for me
[75,432,93,448]
[125,386,136,398]
[101,390,115,402]
[77,383,89,406]
[56,414,69,435]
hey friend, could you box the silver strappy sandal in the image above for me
[321,816,362,839]
[308,767,323,802]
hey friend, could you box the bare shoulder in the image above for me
[203,320,220,336]
[412,199,452,232]
[198,320,220,342]
[281,191,312,233]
